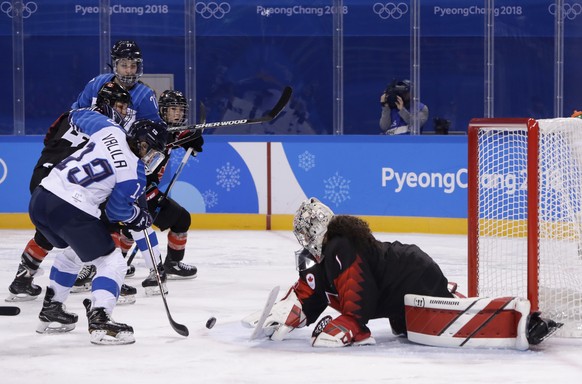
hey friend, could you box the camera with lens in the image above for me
[382,79,411,109]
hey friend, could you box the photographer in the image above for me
[379,79,429,135]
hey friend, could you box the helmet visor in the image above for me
[141,149,165,175]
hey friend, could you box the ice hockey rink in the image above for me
[0,229,581,384]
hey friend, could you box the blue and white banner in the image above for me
[1,136,469,217]
[2,1,581,37]
[134,135,468,217]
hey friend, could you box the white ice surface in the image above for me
[0,230,581,384]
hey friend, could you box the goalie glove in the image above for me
[241,287,307,341]
[311,314,376,348]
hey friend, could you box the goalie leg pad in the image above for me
[404,294,530,350]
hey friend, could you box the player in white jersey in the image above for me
[29,117,167,345]
[70,40,168,293]
[5,82,132,303]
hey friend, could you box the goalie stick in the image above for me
[249,286,280,341]
[0,306,20,316]
[167,86,293,133]
[142,229,189,337]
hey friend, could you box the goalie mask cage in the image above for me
[468,117,582,337]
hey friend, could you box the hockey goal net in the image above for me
[468,117,582,337]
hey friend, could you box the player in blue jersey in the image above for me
[5,82,133,303]
[71,40,168,294]
[30,118,167,345]
[72,40,162,126]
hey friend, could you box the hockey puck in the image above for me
[206,316,217,329]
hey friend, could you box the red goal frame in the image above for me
[467,118,540,311]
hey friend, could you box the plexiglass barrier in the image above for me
[1,0,581,136]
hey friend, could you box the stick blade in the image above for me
[265,86,293,120]
[162,296,189,337]
[199,102,207,125]
[249,286,280,341]
[0,306,21,316]
[170,318,190,337]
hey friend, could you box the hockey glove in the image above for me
[145,184,169,209]
[171,130,204,153]
[311,314,376,348]
[125,205,152,231]
[241,287,307,341]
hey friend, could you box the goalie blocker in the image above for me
[404,294,562,350]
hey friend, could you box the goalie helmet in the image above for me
[96,81,131,128]
[126,119,168,175]
[293,197,334,263]
[111,40,143,88]
[158,90,189,127]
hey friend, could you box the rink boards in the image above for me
[0,135,468,233]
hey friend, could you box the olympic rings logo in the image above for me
[0,158,7,185]
[195,1,231,19]
[373,2,408,20]
[548,3,582,20]
[1,1,37,18]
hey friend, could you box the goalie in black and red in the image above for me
[242,197,562,350]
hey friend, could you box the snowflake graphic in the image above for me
[168,148,198,169]
[203,190,219,209]
[298,150,315,171]
[216,162,241,191]
[323,172,351,207]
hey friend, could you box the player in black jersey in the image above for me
[124,90,203,283]
[5,82,131,302]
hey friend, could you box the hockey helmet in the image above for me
[111,40,143,87]
[158,90,189,127]
[293,197,334,264]
[96,81,131,127]
[126,119,168,175]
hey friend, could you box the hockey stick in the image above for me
[0,306,20,316]
[126,147,193,267]
[142,229,189,337]
[167,86,292,133]
[249,286,280,340]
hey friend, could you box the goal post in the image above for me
[468,117,582,337]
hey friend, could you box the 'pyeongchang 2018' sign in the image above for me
[257,5,348,17]
[381,167,467,194]
[74,4,169,16]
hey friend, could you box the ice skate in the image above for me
[70,264,96,293]
[117,283,137,305]
[83,299,135,345]
[163,258,197,280]
[126,264,136,278]
[526,312,563,345]
[6,263,42,302]
[37,287,78,334]
[141,263,168,296]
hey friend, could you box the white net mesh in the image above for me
[475,118,582,337]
